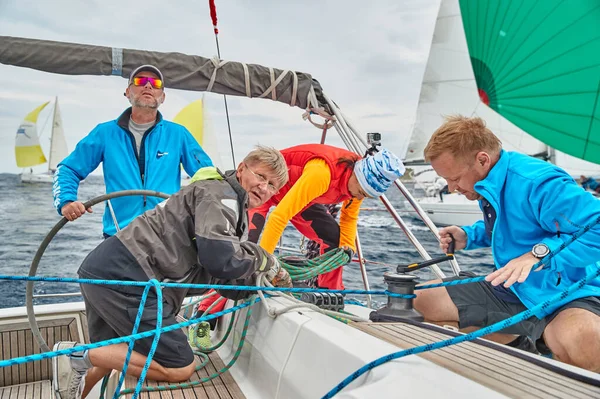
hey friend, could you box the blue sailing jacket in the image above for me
[462,150,600,318]
[582,177,599,191]
[53,108,213,236]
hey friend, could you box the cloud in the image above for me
[0,0,439,174]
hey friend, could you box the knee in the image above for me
[413,283,460,323]
[413,280,441,311]
[545,321,599,360]
[166,362,196,382]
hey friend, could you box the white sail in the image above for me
[48,97,69,172]
[405,0,548,164]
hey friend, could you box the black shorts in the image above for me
[80,283,194,369]
[444,272,600,342]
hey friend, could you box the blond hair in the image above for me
[424,115,502,162]
[243,145,289,188]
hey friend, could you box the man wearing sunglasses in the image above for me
[52,64,212,237]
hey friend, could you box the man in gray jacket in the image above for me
[53,145,290,399]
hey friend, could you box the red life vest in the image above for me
[270,144,359,205]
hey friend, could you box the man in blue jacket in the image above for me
[414,115,600,372]
[52,65,212,236]
[581,175,600,194]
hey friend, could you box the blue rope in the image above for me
[322,265,600,398]
[0,297,261,368]
[416,276,485,290]
[112,279,162,399]
[132,279,162,399]
[0,275,415,298]
[416,214,600,290]
[344,299,367,307]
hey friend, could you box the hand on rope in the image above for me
[486,251,543,288]
[341,246,354,264]
[265,257,293,288]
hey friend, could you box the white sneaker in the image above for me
[52,341,90,399]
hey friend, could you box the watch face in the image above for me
[533,244,549,257]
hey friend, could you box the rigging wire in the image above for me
[208,0,236,167]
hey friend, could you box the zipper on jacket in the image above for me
[142,173,146,207]
[138,124,157,209]
[117,108,160,210]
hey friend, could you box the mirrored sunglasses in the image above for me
[132,77,164,89]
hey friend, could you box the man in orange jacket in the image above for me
[193,144,404,342]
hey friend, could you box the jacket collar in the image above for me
[221,169,249,236]
[117,107,163,130]
[474,150,509,208]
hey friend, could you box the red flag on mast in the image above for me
[209,0,218,34]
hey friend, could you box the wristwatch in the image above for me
[532,243,550,258]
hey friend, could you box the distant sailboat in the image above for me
[404,0,600,226]
[16,97,69,184]
[173,97,223,185]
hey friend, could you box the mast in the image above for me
[47,96,58,173]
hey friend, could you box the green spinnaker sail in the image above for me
[460,0,600,164]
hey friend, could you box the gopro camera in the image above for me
[367,132,382,146]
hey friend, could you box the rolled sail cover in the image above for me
[0,35,327,110]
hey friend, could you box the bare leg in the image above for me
[81,366,111,398]
[543,308,600,372]
[460,326,517,344]
[413,280,460,322]
[80,343,196,398]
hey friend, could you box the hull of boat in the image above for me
[2,297,600,398]
[20,171,54,184]
[210,297,509,399]
[408,194,482,226]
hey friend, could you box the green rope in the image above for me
[117,249,348,396]
[117,296,255,397]
[279,248,350,281]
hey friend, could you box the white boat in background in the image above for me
[404,0,600,227]
[2,0,600,398]
[414,194,481,227]
[16,97,69,184]
[407,172,482,226]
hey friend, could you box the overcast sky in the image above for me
[0,0,439,174]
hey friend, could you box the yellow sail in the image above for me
[173,99,204,145]
[174,98,222,172]
[15,101,49,168]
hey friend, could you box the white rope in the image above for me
[301,85,337,130]
[333,122,353,150]
[207,57,231,93]
[291,71,298,107]
[255,275,369,322]
[269,298,369,322]
[307,86,320,109]
[241,62,251,98]
[269,68,276,100]
[180,290,218,310]
[204,56,314,110]
[257,68,296,101]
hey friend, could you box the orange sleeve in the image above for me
[338,198,362,251]
[259,159,331,254]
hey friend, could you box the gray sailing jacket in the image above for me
[115,169,273,306]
